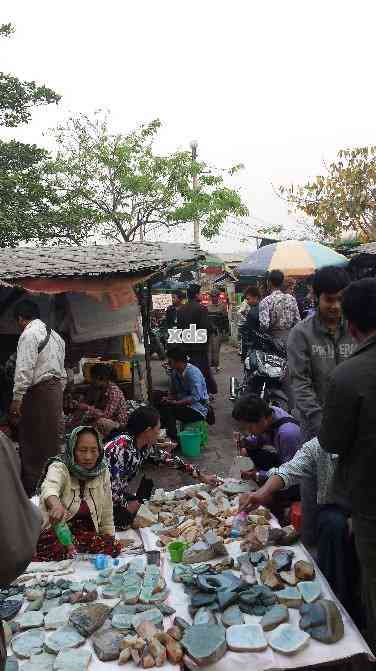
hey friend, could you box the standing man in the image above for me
[288,266,355,545]
[288,266,354,441]
[207,289,229,372]
[259,269,300,348]
[10,300,66,496]
[177,284,217,395]
[320,278,376,652]
[164,291,184,329]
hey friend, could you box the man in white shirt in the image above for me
[10,300,66,496]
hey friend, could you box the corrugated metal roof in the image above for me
[0,242,204,281]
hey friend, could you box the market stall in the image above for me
[0,241,205,408]
[7,481,373,671]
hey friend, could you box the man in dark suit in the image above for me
[176,284,217,395]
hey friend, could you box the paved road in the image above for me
[139,344,242,491]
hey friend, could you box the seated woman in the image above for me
[35,426,121,561]
[105,405,219,530]
[66,363,128,431]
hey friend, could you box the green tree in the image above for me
[46,112,248,244]
[279,146,376,241]
[0,23,60,246]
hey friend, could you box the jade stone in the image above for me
[44,626,85,654]
[69,604,111,637]
[111,613,133,631]
[132,608,163,629]
[226,624,267,652]
[299,599,344,644]
[269,623,310,655]
[261,605,289,631]
[182,624,227,665]
[221,606,244,628]
[297,580,321,604]
[18,612,44,630]
[277,587,303,609]
[5,657,19,671]
[191,592,217,609]
[23,653,55,671]
[53,648,92,671]
[193,607,217,625]
[92,626,123,662]
[45,604,73,630]
[11,629,45,659]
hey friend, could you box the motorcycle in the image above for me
[230,330,289,410]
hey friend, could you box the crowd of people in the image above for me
[3,268,376,661]
[236,266,376,651]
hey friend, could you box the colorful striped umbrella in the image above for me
[237,240,348,278]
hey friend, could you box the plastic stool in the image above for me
[182,420,208,448]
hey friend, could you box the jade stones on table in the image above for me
[220,479,257,495]
[297,580,321,604]
[221,605,244,628]
[92,625,124,662]
[226,624,267,652]
[261,605,289,631]
[193,607,217,625]
[11,629,45,659]
[132,608,163,629]
[272,549,294,572]
[294,560,315,582]
[139,565,161,603]
[44,626,85,654]
[22,653,55,671]
[45,604,73,630]
[300,599,344,644]
[277,587,303,609]
[69,603,111,637]
[54,648,92,671]
[5,657,19,671]
[269,623,310,654]
[239,585,277,616]
[182,624,227,665]
[122,573,142,604]
[260,561,284,591]
[18,612,44,630]
[182,533,228,565]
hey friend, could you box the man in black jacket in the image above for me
[176,284,217,395]
[319,278,376,652]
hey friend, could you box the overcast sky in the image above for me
[2,0,376,252]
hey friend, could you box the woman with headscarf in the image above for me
[105,405,219,529]
[35,426,121,561]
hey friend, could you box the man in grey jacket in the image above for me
[288,266,355,441]
[320,278,376,652]
[287,266,355,545]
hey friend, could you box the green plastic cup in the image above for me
[168,541,189,563]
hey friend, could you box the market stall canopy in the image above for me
[0,241,204,308]
[237,240,348,279]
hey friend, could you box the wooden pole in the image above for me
[140,283,153,403]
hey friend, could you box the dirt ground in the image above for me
[138,343,242,492]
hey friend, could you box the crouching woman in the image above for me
[35,426,121,560]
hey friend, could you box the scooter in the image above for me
[230,330,288,410]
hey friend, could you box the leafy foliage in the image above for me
[46,112,248,244]
[0,23,60,246]
[279,147,376,241]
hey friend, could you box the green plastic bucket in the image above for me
[178,430,201,457]
[168,540,189,563]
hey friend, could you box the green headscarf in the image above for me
[37,426,107,492]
